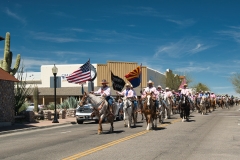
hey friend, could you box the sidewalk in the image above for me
[0,117,77,135]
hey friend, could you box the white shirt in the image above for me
[164,91,172,100]
[142,86,158,98]
[181,88,189,95]
[94,86,111,97]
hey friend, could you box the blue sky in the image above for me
[1,0,240,96]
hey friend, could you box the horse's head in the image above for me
[121,97,132,108]
[79,92,88,106]
[144,92,154,107]
[181,94,190,104]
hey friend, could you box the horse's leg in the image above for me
[109,114,114,133]
[133,108,136,127]
[146,114,150,130]
[128,108,132,128]
[154,114,157,129]
[123,109,127,127]
[98,115,104,134]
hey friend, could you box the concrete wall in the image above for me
[147,67,166,88]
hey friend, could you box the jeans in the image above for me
[105,96,113,105]
[133,100,137,110]
[155,100,159,109]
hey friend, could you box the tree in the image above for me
[165,69,181,90]
[230,73,240,93]
[14,65,33,115]
[192,83,210,92]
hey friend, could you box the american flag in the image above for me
[66,60,91,84]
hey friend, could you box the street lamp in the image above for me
[52,64,59,123]
[0,36,4,41]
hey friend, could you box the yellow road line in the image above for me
[63,118,181,160]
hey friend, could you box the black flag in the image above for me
[111,72,125,92]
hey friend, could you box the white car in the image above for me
[75,103,123,124]
[26,103,43,111]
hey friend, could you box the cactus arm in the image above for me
[10,54,21,75]
[2,32,11,72]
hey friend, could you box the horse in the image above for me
[121,97,137,128]
[172,95,180,114]
[79,92,117,134]
[210,98,216,111]
[179,94,190,122]
[199,96,207,115]
[137,97,145,121]
[223,97,229,109]
[142,92,157,130]
[216,97,223,108]
[158,96,167,124]
[228,97,234,107]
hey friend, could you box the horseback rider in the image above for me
[92,79,114,113]
[210,92,216,100]
[180,84,189,99]
[141,80,159,109]
[164,87,173,105]
[131,85,138,110]
[156,85,163,108]
[116,83,136,109]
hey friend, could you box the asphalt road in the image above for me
[0,105,240,160]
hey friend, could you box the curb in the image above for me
[0,121,77,135]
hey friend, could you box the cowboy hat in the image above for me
[147,80,154,84]
[183,84,188,86]
[125,83,130,86]
[165,87,169,90]
[157,85,162,88]
[178,88,182,90]
[101,79,108,84]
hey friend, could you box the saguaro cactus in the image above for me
[0,32,21,75]
[33,86,39,113]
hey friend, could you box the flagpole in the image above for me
[140,63,142,94]
[89,58,94,92]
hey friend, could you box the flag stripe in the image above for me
[66,60,91,84]
[125,65,141,88]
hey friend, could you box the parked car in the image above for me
[75,103,123,124]
[26,103,43,111]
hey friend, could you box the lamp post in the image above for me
[52,64,59,123]
[0,36,4,41]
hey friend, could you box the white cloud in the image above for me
[188,43,210,54]
[175,66,210,73]
[30,32,79,43]
[5,8,26,24]
[154,38,211,58]
[217,27,240,43]
[166,18,196,27]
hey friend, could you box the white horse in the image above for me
[79,92,117,134]
[158,95,172,122]
[121,97,137,128]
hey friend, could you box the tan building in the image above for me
[26,61,166,105]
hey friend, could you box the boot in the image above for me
[98,101,105,111]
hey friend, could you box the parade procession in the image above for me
[2,1,240,159]
[65,60,239,134]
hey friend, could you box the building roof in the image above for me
[0,68,19,82]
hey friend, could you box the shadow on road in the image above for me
[104,130,125,134]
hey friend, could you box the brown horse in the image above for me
[217,97,224,108]
[142,92,157,130]
[137,97,145,120]
[79,92,117,134]
[210,98,216,111]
